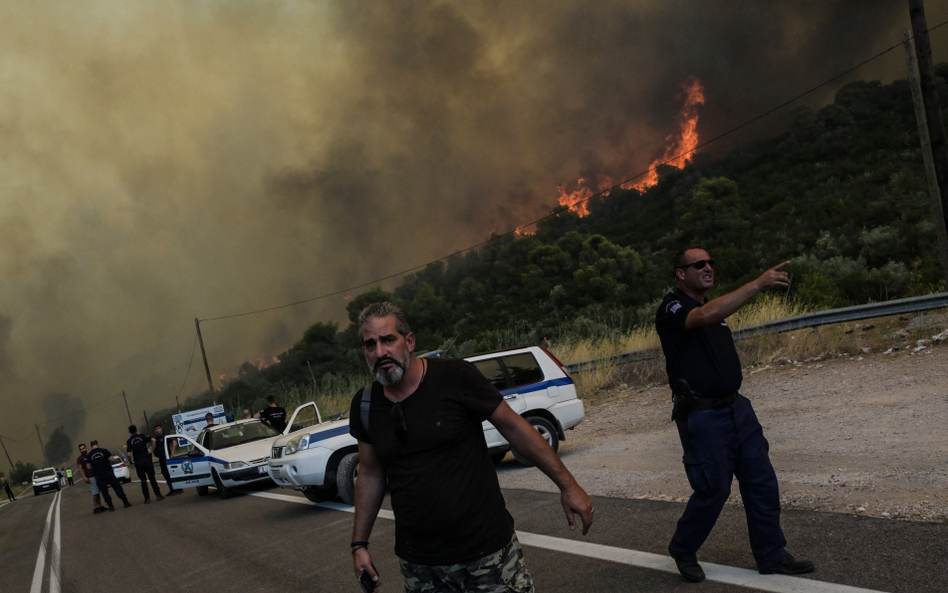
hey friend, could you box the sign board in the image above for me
[172,404,226,438]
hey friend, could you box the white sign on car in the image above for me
[172,404,227,437]
[268,346,584,504]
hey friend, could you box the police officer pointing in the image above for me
[656,247,813,582]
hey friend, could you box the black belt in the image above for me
[689,392,737,411]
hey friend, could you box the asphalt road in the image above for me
[1,479,945,593]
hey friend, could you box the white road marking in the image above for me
[519,533,888,593]
[30,491,62,593]
[250,490,889,593]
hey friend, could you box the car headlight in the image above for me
[223,461,248,470]
[283,433,311,456]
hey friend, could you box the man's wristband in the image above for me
[351,541,369,554]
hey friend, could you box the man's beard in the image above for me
[372,347,411,386]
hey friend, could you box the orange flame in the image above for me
[632,76,705,191]
[556,77,705,215]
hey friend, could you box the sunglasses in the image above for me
[391,403,408,442]
[678,259,715,271]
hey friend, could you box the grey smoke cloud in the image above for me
[0,1,945,464]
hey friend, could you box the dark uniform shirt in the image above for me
[126,434,153,465]
[153,433,170,460]
[86,448,115,478]
[349,358,511,565]
[656,288,743,398]
[259,406,287,432]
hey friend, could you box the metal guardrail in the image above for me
[565,292,948,374]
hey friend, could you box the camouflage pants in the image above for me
[399,533,535,592]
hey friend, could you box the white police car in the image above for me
[110,456,132,483]
[163,402,319,499]
[267,346,584,504]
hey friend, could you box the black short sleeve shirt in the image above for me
[86,448,115,477]
[348,358,512,565]
[259,407,288,432]
[126,434,153,464]
[656,288,743,398]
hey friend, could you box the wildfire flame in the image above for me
[556,76,705,215]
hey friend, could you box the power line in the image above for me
[36,392,124,428]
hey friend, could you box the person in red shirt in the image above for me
[77,444,105,514]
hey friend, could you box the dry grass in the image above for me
[550,298,948,407]
[280,373,371,422]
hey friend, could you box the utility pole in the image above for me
[195,318,216,404]
[121,391,133,426]
[909,0,948,287]
[35,424,50,468]
[903,28,948,285]
[0,435,14,473]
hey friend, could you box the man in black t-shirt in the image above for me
[127,425,164,503]
[349,302,593,593]
[86,440,131,512]
[255,396,287,432]
[656,247,813,582]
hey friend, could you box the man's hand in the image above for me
[755,261,791,291]
[352,548,380,592]
[561,484,594,535]
[83,477,90,484]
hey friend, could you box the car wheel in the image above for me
[196,485,209,496]
[212,471,231,500]
[511,416,559,466]
[336,452,359,505]
[302,487,336,503]
[34,488,40,496]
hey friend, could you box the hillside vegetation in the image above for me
[155,65,948,427]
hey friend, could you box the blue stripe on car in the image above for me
[501,377,573,396]
[307,425,350,443]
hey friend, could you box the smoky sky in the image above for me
[0,1,945,463]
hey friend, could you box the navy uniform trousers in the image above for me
[669,394,789,569]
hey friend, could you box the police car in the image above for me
[32,468,61,496]
[162,402,319,499]
[267,346,584,504]
[110,456,132,483]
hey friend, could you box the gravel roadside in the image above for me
[496,343,948,523]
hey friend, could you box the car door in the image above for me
[284,401,320,435]
[164,434,215,490]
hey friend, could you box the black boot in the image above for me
[108,502,115,512]
[122,498,132,508]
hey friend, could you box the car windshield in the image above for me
[206,421,279,450]
[33,469,56,479]
[110,457,124,466]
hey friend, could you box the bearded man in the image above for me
[348,302,593,593]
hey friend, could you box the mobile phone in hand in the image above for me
[358,568,376,593]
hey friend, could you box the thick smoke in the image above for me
[0,1,945,463]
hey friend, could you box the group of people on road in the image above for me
[75,424,184,515]
[21,247,813,589]
[347,245,814,592]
